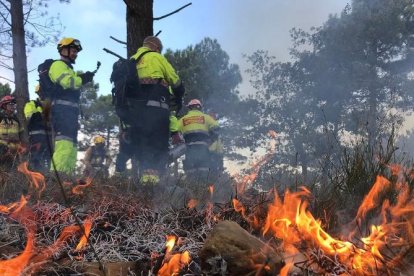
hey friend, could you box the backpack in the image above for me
[37,59,58,101]
[110,51,153,122]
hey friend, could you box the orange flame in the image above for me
[72,177,92,195]
[187,199,198,209]
[208,185,214,196]
[17,162,46,195]
[165,235,176,254]
[258,171,414,275]
[0,232,35,276]
[157,251,191,276]
[232,198,246,218]
[233,131,277,194]
[75,217,93,251]
[355,175,391,222]
[0,203,36,275]
[27,224,83,274]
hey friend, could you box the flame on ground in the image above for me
[158,251,191,276]
[17,162,46,196]
[233,131,277,194]
[0,195,95,274]
[75,217,93,251]
[187,199,198,209]
[157,235,190,276]
[258,171,414,275]
[0,202,35,276]
[72,177,93,195]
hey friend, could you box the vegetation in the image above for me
[237,0,414,186]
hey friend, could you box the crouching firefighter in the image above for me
[24,85,52,172]
[83,135,111,178]
[178,99,219,179]
[128,36,185,186]
[0,95,24,170]
[45,37,95,174]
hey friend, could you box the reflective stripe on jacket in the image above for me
[0,113,23,145]
[49,60,82,103]
[131,46,180,87]
[24,99,48,134]
[178,110,219,145]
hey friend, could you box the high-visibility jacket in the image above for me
[0,111,23,149]
[131,46,181,87]
[49,60,82,99]
[178,110,219,146]
[48,59,82,173]
[24,99,48,136]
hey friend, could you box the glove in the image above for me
[171,132,184,145]
[175,97,183,114]
[79,71,95,84]
[172,82,185,98]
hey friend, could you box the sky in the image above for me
[1,0,350,98]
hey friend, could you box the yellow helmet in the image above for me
[57,37,82,52]
[93,135,105,145]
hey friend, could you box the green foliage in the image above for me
[241,0,414,184]
[165,37,242,117]
[82,94,118,137]
[0,82,11,98]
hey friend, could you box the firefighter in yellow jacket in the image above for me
[83,135,111,178]
[48,37,94,174]
[128,36,185,185]
[24,85,52,172]
[0,95,24,169]
[178,99,219,175]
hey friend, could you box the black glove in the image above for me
[172,82,185,98]
[79,71,95,84]
[175,97,183,114]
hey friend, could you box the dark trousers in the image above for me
[115,137,137,173]
[51,104,79,143]
[127,84,170,176]
[183,144,211,172]
[130,107,169,174]
[28,133,51,172]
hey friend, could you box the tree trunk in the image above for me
[10,0,29,143]
[125,0,154,57]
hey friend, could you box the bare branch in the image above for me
[155,30,162,37]
[0,75,13,83]
[110,35,127,45]
[153,3,192,20]
[0,1,11,26]
[0,57,12,68]
[0,52,12,58]
[0,1,11,13]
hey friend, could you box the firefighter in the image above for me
[128,36,185,185]
[83,135,111,178]
[178,99,219,176]
[24,85,52,173]
[48,37,95,174]
[0,95,24,169]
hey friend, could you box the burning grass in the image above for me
[1,152,414,275]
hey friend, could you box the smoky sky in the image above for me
[188,0,351,96]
